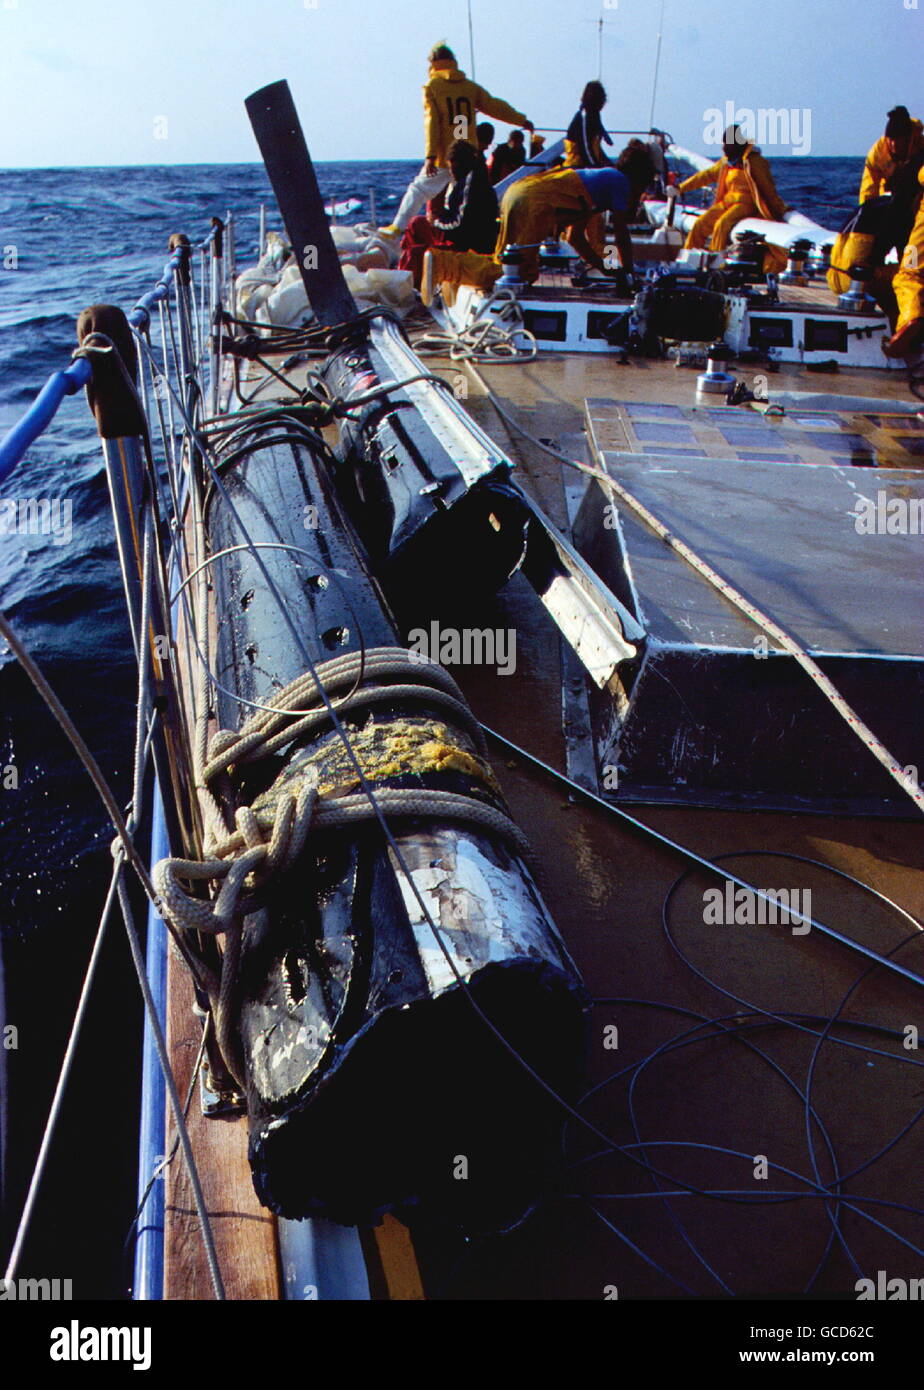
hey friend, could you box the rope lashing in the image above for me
[153,646,529,1084]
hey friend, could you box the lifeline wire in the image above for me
[0,577,226,1300]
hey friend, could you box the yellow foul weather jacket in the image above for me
[860,118,924,202]
[423,61,528,169]
[679,145,788,222]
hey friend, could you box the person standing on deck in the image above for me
[489,130,528,185]
[673,124,788,251]
[884,165,924,359]
[563,82,614,279]
[564,82,614,169]
[380,44,533,236]
[476,122,495,167]
[421,140,656,305]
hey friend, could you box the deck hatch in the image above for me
[748,316,794,348]
[522,309,568,342]
[804,317,849,353]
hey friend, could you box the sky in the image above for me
[0,0,920,167]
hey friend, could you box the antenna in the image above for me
[468,0,476,79]
[583,15,615,84]
[649,0,667,130]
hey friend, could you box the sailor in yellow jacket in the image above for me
[383,43,533,235]
[421,141,656,305]
[884,165,924,358]
[675,125,788,251]
[860,106,924,203]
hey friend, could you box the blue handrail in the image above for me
[129,248,187,331]
[0,359,93,487]
[0,245,195,487]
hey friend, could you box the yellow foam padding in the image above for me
[250,716,501,818]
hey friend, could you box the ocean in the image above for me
[0,155,864,1297]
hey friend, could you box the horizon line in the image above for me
[0,151,864,173]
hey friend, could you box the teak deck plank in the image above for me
[161,496,280,1301]
[163,949,280,1301]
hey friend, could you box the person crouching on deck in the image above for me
[399,140,500,285]
[674,124,788,251]
[380,43,533,236]
[420,140,656,306]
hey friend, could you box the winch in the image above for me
[496,244,531,293]
[697,341,737,394]
[779,238,814,286]
[838,262,880,315]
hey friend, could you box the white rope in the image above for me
[412,287,538,362]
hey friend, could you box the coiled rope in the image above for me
[153,646,529,1084]
[411,287,538,362]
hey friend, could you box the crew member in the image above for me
[884,165,924,358]
[828,108,924,321]
[381,44,533,235]
[489,130,528,185]
[432,140,499,252]
[860,106,924,204]
[564,82,614,168]
[421,140,656,305]
[476,122,495,166]
[674,124,788,251]
[647,128,671,198]
[563,83,615,284]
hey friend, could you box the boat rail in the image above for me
[0,220,228,486]
[0,215,237,1301]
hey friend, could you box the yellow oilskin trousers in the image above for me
[685,200,755,251]
[827,229,898,324]
[496,169,599,279]
[427,169,599,300]
[893,170,924,332]
[680,149,787,251]
[683,165,755,250]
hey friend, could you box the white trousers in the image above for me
[392,165,452,230]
